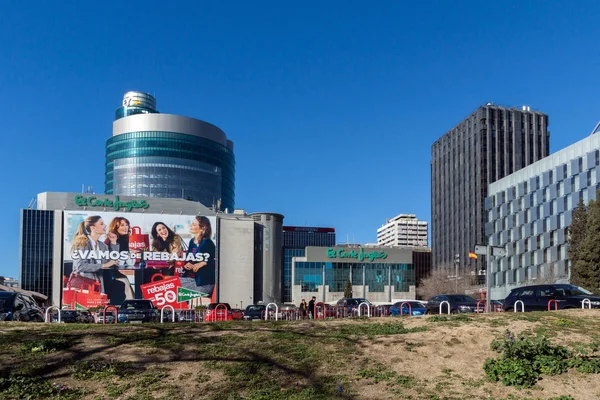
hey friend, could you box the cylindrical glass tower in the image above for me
[105,92,235,211]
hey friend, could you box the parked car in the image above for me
[390,301,426,316]
[244,304,266,320]
[79,310,95,323]
[54,310,79,323]
[118,300,158,323]
[490,300,504,312]
[231,308,244,320]
[370,303,393,317]
[97,311,116,324]
[503,284,600,312]
[176,311,199,322]
[53,310,96,323]
[335,298,371,315]
[394,299,427,307]
[0,292,44,322]
[205,303,233,321]
[425,294,479,314]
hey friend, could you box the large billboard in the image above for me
[62,211,216,309]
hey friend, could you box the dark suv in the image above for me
[503,284,600,312]
[425,294,480,314]
[118,300,158,323]
[244,304,266,320]
[336,298,371,315]
[0,292,44,322]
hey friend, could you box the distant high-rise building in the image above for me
[377,214,428,247]
[106,91,236,211]
[282,226,336,302]
[431,104,550,273]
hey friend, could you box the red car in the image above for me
[204,303,233,321]
[231,308,244,320]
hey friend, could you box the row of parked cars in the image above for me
[4,283,598,324]
[422,284,600,314]
[326,283,600,317]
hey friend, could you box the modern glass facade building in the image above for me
[485,131,600,299]
[282,226,336,302]
[106,92,235,211]
[431,104,550,273]
[291,246,417,303]
[19,209,56,301]
[294,261,413,293]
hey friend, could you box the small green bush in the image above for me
[0,376,82,399]
[20,338,73,354]
[428,316,448,322]
[569,357,600,373]
[484,330,572,387]
[72,359,134,380]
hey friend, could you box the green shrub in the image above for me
[569,357,600,373]
[0,376,82,399]
[20,338,73,354]
[484,330,573,387]
[483,357,538,387]
[72,359,134,380]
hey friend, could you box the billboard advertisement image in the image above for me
[62,211,216,309]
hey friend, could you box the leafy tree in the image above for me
[567,198,588,287]
[344,278,353,298]
[573,194,600,293]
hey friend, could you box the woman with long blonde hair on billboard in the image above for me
[103,216,135,302]
[181,216,215,297]
[69,215,119,293]
[150,221,186,276]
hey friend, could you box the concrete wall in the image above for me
[217,216,256,308]
[250,213,284,304]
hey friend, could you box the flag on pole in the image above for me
[469,252,478,259]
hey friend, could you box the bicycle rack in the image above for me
[439,301,450,314]
[214,303,228,321]
[400,302,412,316]
[476,300,487,313]
[372,305,389,317]
[265,302,278,321]
[357,302,370,317]
[181,309,197,322]
[513,300,524,312]
[328,306,347,319]
[315,302,327,319]
[103,306,118,324]
[45,306,60,323]
[582,298,592,309]
[161,305,175,323]
[547,299,558,311]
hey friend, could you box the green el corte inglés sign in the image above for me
[326,248,387,262]
[74,195,149,212]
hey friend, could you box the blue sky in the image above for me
[1,1,600,278]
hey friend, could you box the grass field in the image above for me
[1,309,600,400]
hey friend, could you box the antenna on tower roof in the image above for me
[590,121,600,136]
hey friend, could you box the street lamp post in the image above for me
[454,254,460,293]
[474,245,507,313]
